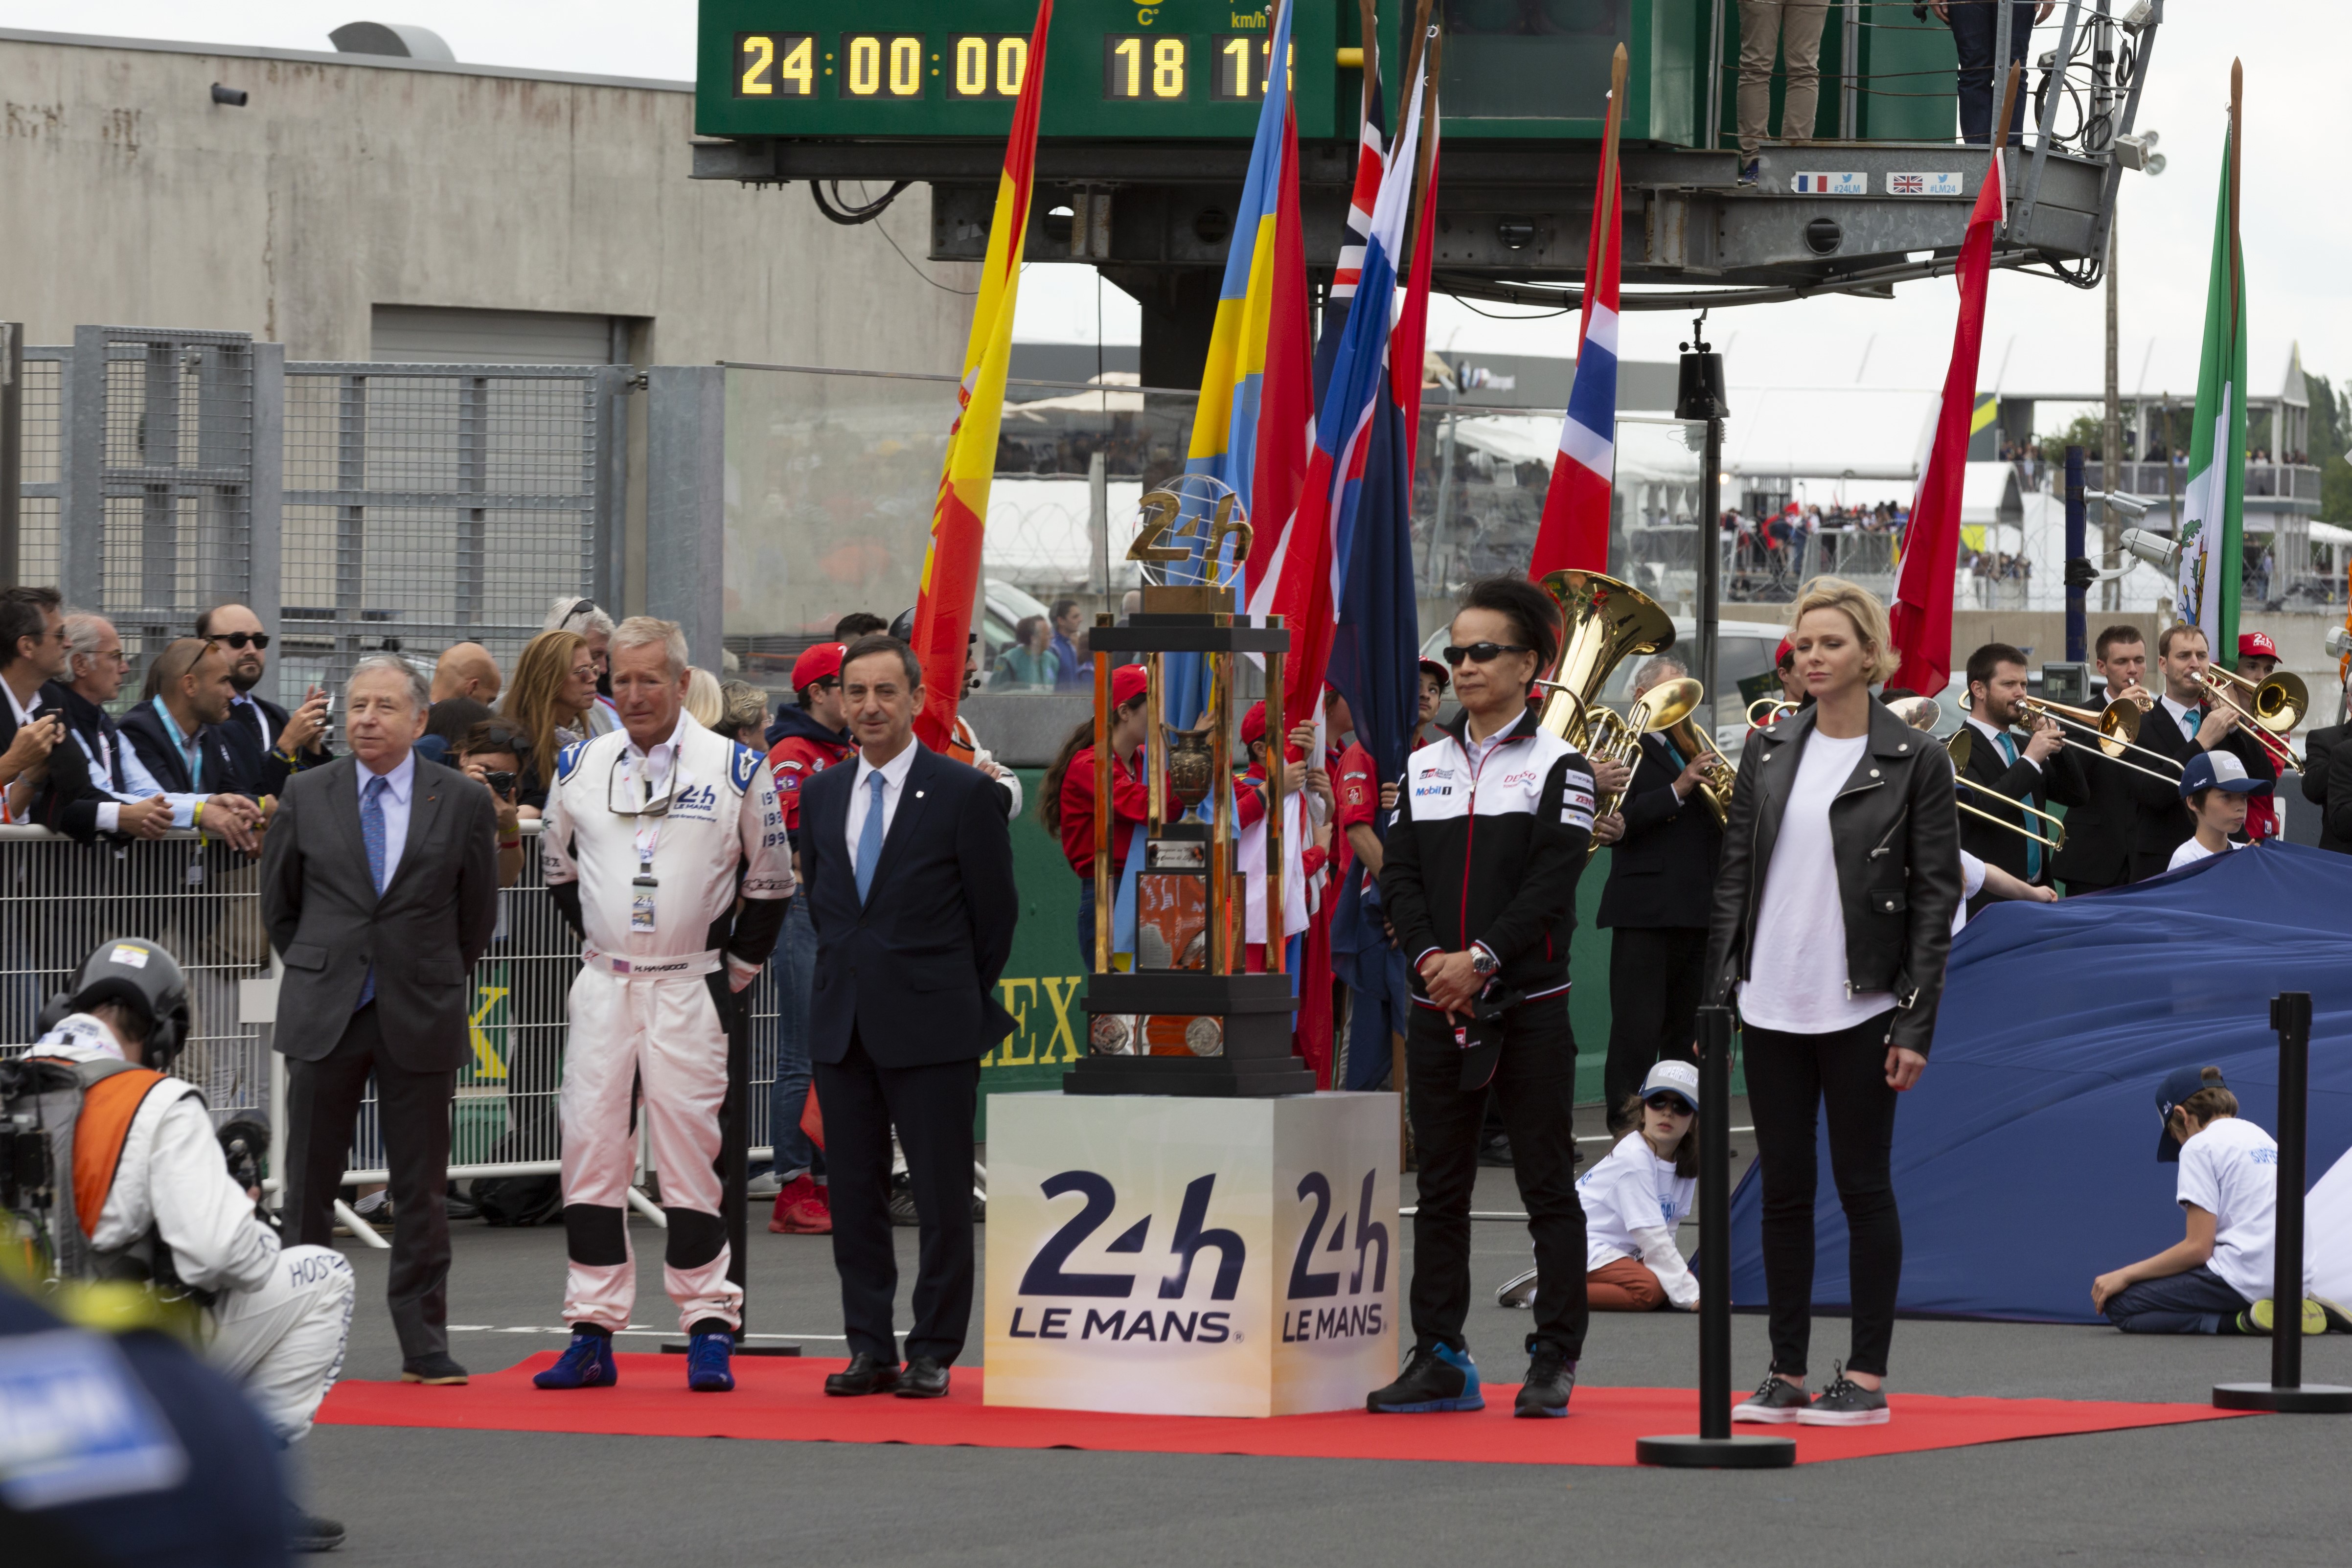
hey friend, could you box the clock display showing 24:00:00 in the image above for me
[731,31,1287,102]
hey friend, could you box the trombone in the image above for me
[1885,696,2066,851]
[2013,693,2185,785]
[2195,665,2306,772]
[1747,696,1799,729]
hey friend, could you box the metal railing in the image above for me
[1721,526,1899,604]
[0,823,790,1204]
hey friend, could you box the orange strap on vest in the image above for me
[71,1068,172,1238]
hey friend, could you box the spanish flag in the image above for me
[911,0,1051,751]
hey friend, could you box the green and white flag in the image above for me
[2176,97,2246,650]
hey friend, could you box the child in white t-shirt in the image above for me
[1497,1061,1703,1313]
[2166,751,2266,873]
[2093,1065,2331,1336]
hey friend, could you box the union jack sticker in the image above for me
[1886,171,1963,197]
[1793,172,1865,196]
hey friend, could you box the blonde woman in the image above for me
[500,629,596,816]
[1706,577,1961,1427]
[684,666,726,730]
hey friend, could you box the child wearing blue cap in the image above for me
[2092,1065,2340,1335]
[2166,750,2268,872]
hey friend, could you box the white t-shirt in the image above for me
[2178,1115,2311,1302]
[2168,836,2235,872]
[1579,1132,1695,1270]
[1740,731,1894,1033]
[1952,850,1987,936]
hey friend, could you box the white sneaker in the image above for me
[1796,1365,1889,1426]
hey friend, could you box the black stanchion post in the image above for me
[1636,1006,1795,1467]
[667,984,798,1357]
[2214,991,2349,1412]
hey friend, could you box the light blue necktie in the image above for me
[1993,731,2042,881]
[854,771,887,904]
[357,773,388,1007]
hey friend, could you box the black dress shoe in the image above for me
[288,1504,347,1553]
[823,1352,902,1396]
[896,1356,951,1398]
[400,1353,469,1385]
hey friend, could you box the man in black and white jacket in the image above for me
[1374,576,1601,1422]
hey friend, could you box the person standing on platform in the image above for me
[1372,576,1598,1421]
[799,635,1016,1401]
[530,618,793,1395]
[2050,625,2156,895]
[264,655,500,1389]
[761,640,855,1236]
[1713,578,1961,1429]
[1955,642,2065,914]
[1597,653,1724,1132]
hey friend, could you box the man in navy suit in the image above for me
[799,634,1017,1400]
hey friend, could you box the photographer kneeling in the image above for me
[20,939,354,1553]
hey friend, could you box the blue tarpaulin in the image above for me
[1726,841,2352,1324]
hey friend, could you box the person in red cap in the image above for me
[758,640,854,1234]
[2231,630,2284,843]
[1041,664,1169,963]
[1232,698,1328,979]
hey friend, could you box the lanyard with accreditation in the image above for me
[610,744,680,932]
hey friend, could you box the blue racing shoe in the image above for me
[533,1332,618,1389]
[686,1332,736,1393]
[1366,1343,1485,1413]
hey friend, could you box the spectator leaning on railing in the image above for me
[195,602,333,796]
[52,612,259,849]
[0,586,104,830]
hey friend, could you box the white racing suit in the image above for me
[540,716,795,1335]
[28,1015,356,1444]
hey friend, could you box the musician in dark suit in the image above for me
[2049,625,2157,895]
[799,635,1017,1401]
[2129,623,2272,880]
[1595,653,1723,1132]
[2303,715,2352,854]
[1954,643,2064,913]
[262,654,500,1385]
[195,603,333,797]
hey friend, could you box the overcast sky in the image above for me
[5,2,2340,421]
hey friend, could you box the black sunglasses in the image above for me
[214,632,270,651]
[1442,641,1531,666]
[1644,1093,1692,1113]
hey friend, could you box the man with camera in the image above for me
[13,938,355,1552]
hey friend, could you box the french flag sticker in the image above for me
[1793,172,1865,196]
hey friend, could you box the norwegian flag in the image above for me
[1528,71,1623,577]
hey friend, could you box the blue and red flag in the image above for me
[1173,0,1312,727]
[1529,52,1624,579]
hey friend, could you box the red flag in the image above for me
[1391,92,1441,479]
[910,0,1050,751]
[1887,146,2005,698]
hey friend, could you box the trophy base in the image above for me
[1073,972,1309,1097]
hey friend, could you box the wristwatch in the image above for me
[1470,947,1499,978]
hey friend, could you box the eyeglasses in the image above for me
[1442,642,1531,666]
[1644,1094,1692,1114]
[214,632,270,651]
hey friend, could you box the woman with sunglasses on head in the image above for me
[1370,576,1605,1422]
[1711,577,1962,1428]
[500,630,600,817]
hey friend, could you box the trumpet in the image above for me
[1747,696,1800,729]
[2013,693,2185,784]
[2195,665,2306,772]
[1942,727,2068,850]
[1652,686,1735,828]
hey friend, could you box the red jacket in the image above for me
[1058,745,1170,878]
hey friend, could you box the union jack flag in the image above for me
[1891,174,1926,195]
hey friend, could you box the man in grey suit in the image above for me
[263,654,500,1383]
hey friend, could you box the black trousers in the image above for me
[1743,1012,1903,1379]
[281,1004,455,1363]
[1603,927,1706,1128]
[816,1032,979,1364]
[1404,993,1588,1363]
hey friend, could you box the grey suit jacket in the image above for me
[260,752,501,1070]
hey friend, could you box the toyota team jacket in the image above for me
[1378,705,1597,1003]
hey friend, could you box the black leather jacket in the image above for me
[1704,700,1963,1056]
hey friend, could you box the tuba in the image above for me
[1532,570,1678,848]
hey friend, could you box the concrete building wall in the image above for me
[0,29,972,370]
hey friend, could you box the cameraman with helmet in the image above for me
[17,938,354,1553]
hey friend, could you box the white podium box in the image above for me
[984,1091,1400,1417]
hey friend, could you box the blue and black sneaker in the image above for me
[533,1331,618,1390]
[686,1332,736,1393]
[1366,1344,1485,1413]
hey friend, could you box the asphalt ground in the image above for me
[298,1096,2352,1567]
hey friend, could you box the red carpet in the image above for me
[317,1354,2250,1467]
